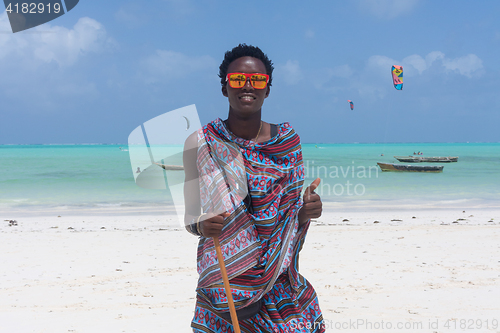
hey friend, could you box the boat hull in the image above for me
[394,156,458,163]
[157,164,184,170]
[377,162,444,172]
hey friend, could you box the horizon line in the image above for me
[1,141,500,146]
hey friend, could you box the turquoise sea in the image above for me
[1,143,499,216]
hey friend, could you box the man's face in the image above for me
[222,56,270,118]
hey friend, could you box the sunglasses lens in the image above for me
[227,73,268,89]
[228,74,246,88]
[250,75,268,89]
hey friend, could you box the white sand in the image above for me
[1,209,499,333]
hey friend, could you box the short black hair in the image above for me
[218,44,274,87]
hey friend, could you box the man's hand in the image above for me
[298,178,322,226]
[199,212,230,238]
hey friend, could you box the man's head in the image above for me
[218,44,274,87]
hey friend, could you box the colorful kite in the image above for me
[392,65,403,90]
[348,100,354,110]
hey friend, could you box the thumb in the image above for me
[309,178,321,192]
[304,178,321,199]
[220,212,230,218]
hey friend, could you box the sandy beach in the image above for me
[1,208,499,333]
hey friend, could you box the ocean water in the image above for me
[0,145,172,216]
[1,143,499,215]
[302,142,500,210]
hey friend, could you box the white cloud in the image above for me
[442,54,483,78]
[277,60,303,85]
[400,53,442,76]
[358,0,419,19]
[139,50,216,84]
[327,64,353,79]
[357,83,387,100]
[315,50,483,103]
[425,51,445,66]
[402,54,426,74]
[309,65,353,95]
[366,51,483,78]
[367,55,397,71]
[115,6,142,27]
[0,14,113,114]
[305,29,315,39]
[0,14,115,68]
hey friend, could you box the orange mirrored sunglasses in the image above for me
[226,72,269,89]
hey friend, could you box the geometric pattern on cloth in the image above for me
[190,118,324,331]
[192,274,325,333]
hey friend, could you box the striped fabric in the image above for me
[191,118,325,333]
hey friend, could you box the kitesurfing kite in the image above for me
[348,100,354,110]
[392,65,403,90]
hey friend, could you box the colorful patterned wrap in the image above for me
[191,118,325,333]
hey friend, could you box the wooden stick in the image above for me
[213,237,241,333]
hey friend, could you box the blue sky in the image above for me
[1,0,499,144]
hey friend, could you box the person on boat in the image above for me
[183,44,325,332]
